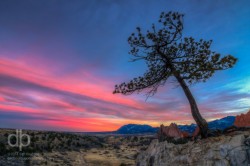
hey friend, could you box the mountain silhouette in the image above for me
[116,116,235,134]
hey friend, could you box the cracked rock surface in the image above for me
[137,130,250,166]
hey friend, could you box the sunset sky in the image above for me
[0,0,250,132]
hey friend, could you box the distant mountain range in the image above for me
[116,116,236,134]
[116,124,158,134]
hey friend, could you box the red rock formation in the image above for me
[234,110,250,127]
[182,131,190,138]
[192,126,200,140]
[158,123,188,138]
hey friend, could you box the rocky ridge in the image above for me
[136,130,250,166]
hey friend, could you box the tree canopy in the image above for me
[113,11,237,97]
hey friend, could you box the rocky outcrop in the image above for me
[192,126,200,138]
[182,131,189,138]
[234,110,250,127]
[158,123,188,139]
[137,130,250,166]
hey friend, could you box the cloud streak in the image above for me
[0,0,250,131]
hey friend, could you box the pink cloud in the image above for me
[0,57,142,109]
[0,96,5,102]
[0,56,238,131]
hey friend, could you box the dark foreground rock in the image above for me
[137,130,250,166]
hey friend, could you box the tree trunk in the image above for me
[174,74,208,138]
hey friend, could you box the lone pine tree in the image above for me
[113,11,237,137]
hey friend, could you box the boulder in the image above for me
[182,131,190,138]
[234,110,250,127]
[192,126,200,138]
